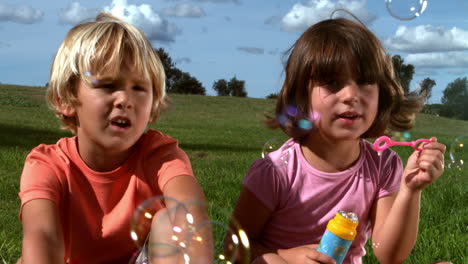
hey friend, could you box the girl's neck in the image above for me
[300,134,361,173]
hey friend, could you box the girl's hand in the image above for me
[277,244,336,264]
[402,137,446,192]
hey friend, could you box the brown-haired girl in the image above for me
[230,18,446,264]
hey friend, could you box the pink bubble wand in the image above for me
[373,136,432,152]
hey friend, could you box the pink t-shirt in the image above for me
[19,129,194,264]
[243,138,402,264]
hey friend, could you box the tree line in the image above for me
[155,49,467,121]
[155,48,247,97]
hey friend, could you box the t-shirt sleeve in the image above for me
[18,148,63,219]
[242,159,286,211]
[377,150,403,198]
[156,145,194,190]
[141,132,194,191]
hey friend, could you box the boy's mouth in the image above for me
[110,116,131,128]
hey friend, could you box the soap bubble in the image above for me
[388,131,411,142]
[262,138,293,167]
[130,197,250,264]
[186,201,251,264]
[385,0,428,20]
[130,196,193,263]
[447,135,466,169]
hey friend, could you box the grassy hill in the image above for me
[0,84,466,263]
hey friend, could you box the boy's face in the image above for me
[62,64,153,157]
[309,79,379,141]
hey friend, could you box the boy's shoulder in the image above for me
[140,129,180,150]
[28,136,76,161]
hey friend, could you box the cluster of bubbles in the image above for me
[385,0,428,20]
[262,105,320,167]
[388,131,412,142]
[447,135,466,170]
[130,196,250,264]
[276,104,320,132]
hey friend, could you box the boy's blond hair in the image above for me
[47,12,167,133]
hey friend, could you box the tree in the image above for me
[213,79,230,96]
[155,47,205,95]
[266,93,278,99]
[392,55,414,94]
[171,71,206,95]
[418,77,436,102]
[228,76,247,97]
[440,77,468,120]
[155,47,179,90]
[212,76,248,97]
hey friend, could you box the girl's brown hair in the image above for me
[267,18,424,139]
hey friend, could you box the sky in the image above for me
[1,0,468,104]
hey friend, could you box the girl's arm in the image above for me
[231,187,276,260]
[20,199,65,264]
[371,138,446,264]
[231,188,335,264]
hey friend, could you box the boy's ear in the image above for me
[57,98,76,117]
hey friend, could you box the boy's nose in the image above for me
[115,91,132,109]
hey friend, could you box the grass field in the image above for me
[0,84,467,263]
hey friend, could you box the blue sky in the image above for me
[1,0,467,104]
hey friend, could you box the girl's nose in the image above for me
[340,82,359,103]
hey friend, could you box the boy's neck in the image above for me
[300,135,361,173]
[75,137,136,172]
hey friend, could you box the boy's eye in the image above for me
[133,85,146,91]
[99,83,115,89]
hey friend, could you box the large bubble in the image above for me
[447,135,466,170]
[262,138,294,167]
[130,196,250,263]
[385,0,428,20]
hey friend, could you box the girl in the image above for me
[17,13,208,264]
[231,18,446,264]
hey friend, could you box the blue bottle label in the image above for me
[317,230,352,264]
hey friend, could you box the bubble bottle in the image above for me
[317,211,359,264]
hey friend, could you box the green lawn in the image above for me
[0,84,466,263]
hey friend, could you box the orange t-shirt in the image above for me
[19,129,194,264]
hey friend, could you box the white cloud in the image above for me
[281,0,375,33]
[163,3,205,18]
[103,0,181,43]
[0,3,44,24]
[59,2,100,25]
[405,52,468,68]
[237,47,264,55]
[384,25,468,53]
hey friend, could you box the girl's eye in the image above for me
[357,80,371,85]
[325,81,341,92]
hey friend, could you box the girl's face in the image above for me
[310,79,379,141]
[62,63,153,165]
